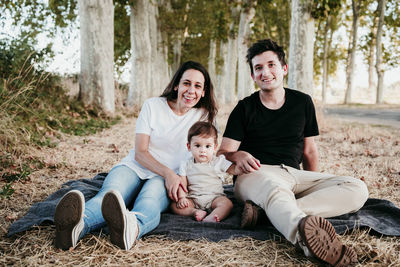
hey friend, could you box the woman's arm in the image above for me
[134,133,186,202]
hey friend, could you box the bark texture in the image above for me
[344,0,361,104]
[321,16,331,103]
[208,39,217,93]
[217,40,228,103]
[375,0,386,104]
[224,6,240,104]
[79,0,115,114]
[237,1,255,101]
[128,1,151,107]
[288,0,315,96]
[128,1,169,107]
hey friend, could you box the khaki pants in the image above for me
[234,164,369,244]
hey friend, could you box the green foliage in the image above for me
[159,0,232,67]
[0,153,33,199]
[114,1,131,74]
[0,183,15,199]
[312,0,344,83]
[48,0,78,28]
[252,0,291,51]
[380,0,400,69]
[0,38,120,198]
[0,38,52,80]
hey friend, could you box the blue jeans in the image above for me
[80,165,170,239]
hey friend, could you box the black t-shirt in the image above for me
[223,88,319,169]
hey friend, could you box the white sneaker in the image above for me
[54,190,85,250]
[101,190,139,250]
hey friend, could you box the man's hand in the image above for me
[234,151,261,174]
[176,197,189,209]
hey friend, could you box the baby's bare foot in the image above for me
[193,210,207,221]
[203,214,220,222]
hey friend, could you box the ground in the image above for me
[1,104,399,266]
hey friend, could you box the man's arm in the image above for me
[302,136,319,171]
[217,137,260,174]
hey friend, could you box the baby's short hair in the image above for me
[187,121,218,144]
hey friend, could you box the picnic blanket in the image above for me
[7,173,400,240]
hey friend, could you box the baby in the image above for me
[170,121,241,222]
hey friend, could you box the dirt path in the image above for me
[324,106,400,128]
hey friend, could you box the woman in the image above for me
[54,61,217,250]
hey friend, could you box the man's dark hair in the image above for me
[246,39,286,75]
[187,121,218,145]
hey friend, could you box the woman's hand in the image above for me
[164,171,187,202]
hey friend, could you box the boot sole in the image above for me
[298,215,357,266]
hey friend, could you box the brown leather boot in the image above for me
[298,215,357,266]
[240,200,263,229]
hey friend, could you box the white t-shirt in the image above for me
[116,97,206,179]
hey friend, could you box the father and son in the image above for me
[54,39,368,266]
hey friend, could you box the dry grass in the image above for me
[1,104,399,266]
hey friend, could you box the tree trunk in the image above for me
[208,39,217,91]
[344,0,361,104]
[172,39,182,75]
[224,6,240,105]
[321,15,331,104]
[127,0,151,107]
[148,1,169,96]
[171,2,189,74]
[217,40,228,104]
[79,0,115,114]
[375,0,386,104]
[368,16,378,92]
[225,35,238,104]
[237,1,256,100]
[288,0,315,96]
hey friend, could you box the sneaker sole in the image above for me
[54,190,84,250]
[102,191,127,250]
[298,216,357,266]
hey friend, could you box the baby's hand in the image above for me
[177,197,189,209]
[234,164,243,175]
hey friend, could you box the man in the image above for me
[217,39,368,266]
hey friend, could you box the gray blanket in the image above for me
[7,173,400,240]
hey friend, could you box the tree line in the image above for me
[1,0,399,114]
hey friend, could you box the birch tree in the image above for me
[224,7,240,104]
[216,41,228,103]
[79,0,115,114]
[237,0,255,100]
[313,0,341,103]
[288,0,315,96]
[208,39,217,91]
[344,0,361,104]
[127,0,151,107]
[375,0,386,104]
[149,1,169,97]
[367,16,378,92]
